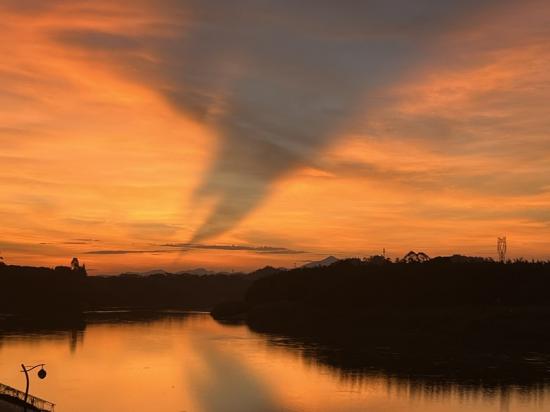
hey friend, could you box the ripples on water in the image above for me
[0,311,548,412]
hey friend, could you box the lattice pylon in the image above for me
[497,236,507,262]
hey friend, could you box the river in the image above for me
[0,312,548,412]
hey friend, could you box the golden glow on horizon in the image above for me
[0,1,549,273]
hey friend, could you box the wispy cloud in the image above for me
[84,243,306,256]
[62,239,101,245]
[84,249,184,255]
[162,243,306,254]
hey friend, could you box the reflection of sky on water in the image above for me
[0,312,548,412]
[185,335,281,412]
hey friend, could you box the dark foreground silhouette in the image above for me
[4,258,550,409]
[85,272,252,310]
[0,261,255,319]
[0,263,87,316]
[213,257,550,370]
[3,256,550,359]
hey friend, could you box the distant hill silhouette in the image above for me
[120,269,172,276]
[302,256,339,268]
[181,268,219,276]
[0,263,87,316]
[121,268,225,276]
[247,265,286,280]
[0,262,254,317]
[85,272,252,310]
[4,254,550,346]
[213,256,550,355]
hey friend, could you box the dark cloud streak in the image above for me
[53,0,513,241]
[85,243,305,255]
[84,249,184,255]
[162,243,306,254]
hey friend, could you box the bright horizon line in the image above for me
[2,245,545,276]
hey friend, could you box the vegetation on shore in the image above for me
[213,256,550,354]
[0,261,253,317]
[3,253,550,357]
[3,254,550,388]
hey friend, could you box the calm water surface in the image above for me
[0,312,548,412]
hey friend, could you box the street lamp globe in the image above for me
[38,367,47,379]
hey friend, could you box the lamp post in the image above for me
[21,363,47,406]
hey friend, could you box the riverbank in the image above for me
[213,259,550,357]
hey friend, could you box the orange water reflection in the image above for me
[0,313,548,412]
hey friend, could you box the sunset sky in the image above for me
[1,1,549,274]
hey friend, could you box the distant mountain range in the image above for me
[119,257,341,277]
[247,265,287,280]
[121,268,220,276]
[302,256,340,268]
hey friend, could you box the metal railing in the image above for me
[0,382,55,411]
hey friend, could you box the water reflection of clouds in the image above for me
[1,313,549,412]
[184,329,281,412]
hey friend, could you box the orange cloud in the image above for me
[0,1,548,273]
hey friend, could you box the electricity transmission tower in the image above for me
[497,236,507,262]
